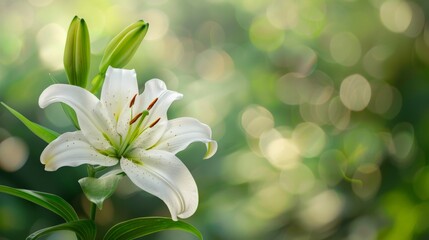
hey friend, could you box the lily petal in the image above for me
[101,67,139,136]
[134,79,183,126]
[143,89,183,125]
[131,89,183,149]
[134,79,167,112]
[120,149,198,220]
[39,84,116,150]
[41,131,118,171]
[152,117,217,159]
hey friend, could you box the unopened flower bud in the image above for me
[99,20,149,74]
[64,16,91,88]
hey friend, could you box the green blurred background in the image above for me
[1,0,429,239]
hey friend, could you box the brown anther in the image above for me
[149,117,161,128]
[129,94,137,108]
[129,112,143,125]
[147,98,158,110]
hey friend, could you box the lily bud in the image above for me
[64,16,91,88]
[99,20,149,74]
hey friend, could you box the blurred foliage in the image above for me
[1,0,429,239]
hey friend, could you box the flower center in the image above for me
[116,95,161,157]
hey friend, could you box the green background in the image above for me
[1,0,429,239]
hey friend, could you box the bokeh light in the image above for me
[260,128,300,169]
[249,16,284,52]
[241,105,274,138]
[143,9,170,41]
[279,163,315,195]
[352,164,382,200]
[340,74,371,111]
[298,190,344,230]
[36,23,66,70]
[380,1,413,34]
[330,32,361,66]
[0,137,28,172]
[379,1,424,37]
[292,122,326,158]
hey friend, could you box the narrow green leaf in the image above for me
[48,57,80,128]
[103,217,203,240]
[79,174,122,210]
[2,102,59,143]
[0,185,79,222]
[61,103,80,129]
[26,220,96,240]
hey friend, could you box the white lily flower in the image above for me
[39,66,217,220]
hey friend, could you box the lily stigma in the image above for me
[39,66,217,220]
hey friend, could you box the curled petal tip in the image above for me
[203,141,218,159]
[43,164,56,172]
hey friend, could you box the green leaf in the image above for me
[98,20,149,74]
[26,220,96,240]
[1,102,59,143]
[0,185,79,222]
[64,16,91,88]
[103,217,203,240]
[79,174,122,210]
[61,103,80,129]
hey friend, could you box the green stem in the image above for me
[89,203,97,221]
[89,73,105,94]
[87,165,97,221]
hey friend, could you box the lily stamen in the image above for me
[129,94,137,108]
[149,117,161,128]
[147,97,158,110]
[129,112,143,125]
